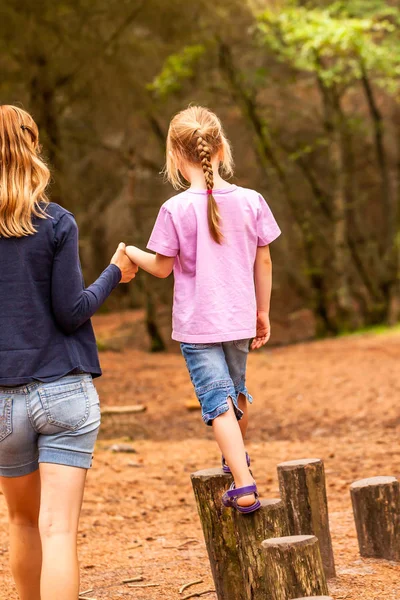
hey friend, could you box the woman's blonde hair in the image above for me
[166,106,233,244]
[0,105,50,238]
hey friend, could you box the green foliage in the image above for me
[256,2,400,89]
[148,44,206,99]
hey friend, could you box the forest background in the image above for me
[2,0,400,350]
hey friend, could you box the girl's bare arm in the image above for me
[125,245,174,279]
[252,245,272,349]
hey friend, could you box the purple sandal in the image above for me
[222,482,261,514]
[222,452,251,474]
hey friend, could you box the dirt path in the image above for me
[1,320,400,599]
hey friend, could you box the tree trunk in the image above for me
[277,458,335,579]
[29,54,63,203]
[323,83,354,329]
[262,535,329,600]
[350,476,400,561]
[386,103,400,325]
[361,67,393,253]
[191,468,289,600]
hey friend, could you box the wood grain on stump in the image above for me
[277,458,336,579]
[191,468,239,600]
[262,535,329,600]
[350,475,400,561]
[191,469,290,600]
[232,499,289,600]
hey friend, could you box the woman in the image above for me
[0,105,137,600]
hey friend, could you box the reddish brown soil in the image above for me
[1,313,400,599]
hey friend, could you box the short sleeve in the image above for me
[257,195,281,246]
[147,204,179,257]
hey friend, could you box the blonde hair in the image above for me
[166,106,233,244]
[0,105,50,238]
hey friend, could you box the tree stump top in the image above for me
[277,458,322,469]
[292,597,333,599]
[259,498,282,509]
[262,534,317,549]
[191,467,231,481]
[350,476,397,489]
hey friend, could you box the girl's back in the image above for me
[148,185,280,343]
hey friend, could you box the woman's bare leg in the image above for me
[39,463,87,600]
[0,470,42,600]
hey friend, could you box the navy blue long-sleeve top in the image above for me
[0,202,121,385]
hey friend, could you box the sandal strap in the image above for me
[225,482,258,499]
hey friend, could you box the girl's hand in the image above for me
[251,311,271,350]
[111,242,138,283]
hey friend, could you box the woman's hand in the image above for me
[111,243,138,283]
[251,311,271,350]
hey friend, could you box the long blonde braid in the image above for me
[196,133,223,244]
[165,106,234,245]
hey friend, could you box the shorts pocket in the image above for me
[0,396,12,442]
[38,380,90,431]
[233,339,250,353]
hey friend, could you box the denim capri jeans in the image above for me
[180,339,253,426]
[0,374,101,477]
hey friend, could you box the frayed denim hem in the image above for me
[203,394,244,427]
[234,378,253,405]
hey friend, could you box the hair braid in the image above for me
[196,134,223,244]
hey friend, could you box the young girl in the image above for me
[126,106,280,513]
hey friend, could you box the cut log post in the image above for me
[277,458,336,579]
[262,535,329,600]
[350,476,400,560]
[191,468,289,600]
[191,468,241,600]
[232,499,289,600]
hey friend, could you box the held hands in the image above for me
[110,243,138,283]
[251,311,271,350]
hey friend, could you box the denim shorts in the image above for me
[0,374,101,477]
[180,340,253,426]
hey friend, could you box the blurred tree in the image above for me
[2,0,400,344]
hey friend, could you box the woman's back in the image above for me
[0,202,121,385]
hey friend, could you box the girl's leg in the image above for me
[39,463,87,600]
[0,470,42,600]
[238,393,248,439]
[212,398,255,507]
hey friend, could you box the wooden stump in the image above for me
[277,458,336,579]
[191,469,289,600]
[232,499,289,600]
[262,535,329,600]
[350,475,400,560]
[191,468,239,600]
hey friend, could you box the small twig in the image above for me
[178,539,199,549]
[79,590,94,596]
[79,597,97,600]
[179,579,203,594]
[122,576,144,584]
[128,583,161,587]
[127,583,161,588]
[127,544,143,550]
[182,590,215,600]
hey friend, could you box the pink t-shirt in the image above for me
[147,185,281,343]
